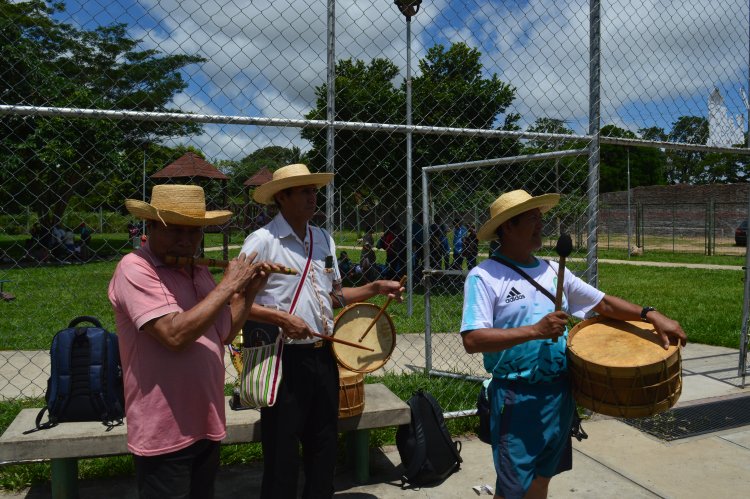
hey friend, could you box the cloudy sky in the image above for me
[58,0,749,160]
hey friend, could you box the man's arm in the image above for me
[338,279,404,307]
[143,253,267,351]
[461,311,569,354]
[247,303,317,340]
[592,294,687,348]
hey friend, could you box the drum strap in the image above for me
[490,256,555,304]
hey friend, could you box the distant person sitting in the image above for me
[78,223,93,260]
[360,242,380,282]
[338,251,354,279]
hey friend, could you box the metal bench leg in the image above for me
[346,429,370,484]
[50,458,79,499]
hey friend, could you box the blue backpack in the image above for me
[27,316,125,432]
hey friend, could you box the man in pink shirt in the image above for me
[109,184,278,499]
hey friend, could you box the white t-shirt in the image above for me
[240,213,341,344]
[461,255,604,383]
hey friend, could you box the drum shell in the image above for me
[567,317,682,418]
[338,368,365,418]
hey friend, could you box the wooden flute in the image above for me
[164,256,299,275]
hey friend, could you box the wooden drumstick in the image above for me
[310,332,374,351]
[554,234,573,311]
[358,275,407,343]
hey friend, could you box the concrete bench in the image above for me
[0,383,409,499]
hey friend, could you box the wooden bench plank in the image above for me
[1,383,409,464]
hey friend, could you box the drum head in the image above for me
[568,317,679,370]
[333,302,396,373]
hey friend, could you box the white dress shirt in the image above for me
[240,213,342,344]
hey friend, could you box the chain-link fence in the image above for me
[2,0,750,415]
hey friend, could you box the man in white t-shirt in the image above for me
[241,164,404,499]
[460,189,687,499]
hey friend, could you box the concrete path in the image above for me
[2,343,749,498]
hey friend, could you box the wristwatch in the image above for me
[640,306,656,323]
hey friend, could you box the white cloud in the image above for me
[69,1,750,157]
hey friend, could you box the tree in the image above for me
[598,125,667,192]
[0,0,204,228]
[411,43,520,214]
[665,116,708,184]
[302,57,403,207]
[218,145,307,202]
[521,118,588,195]
[302,43,520,219]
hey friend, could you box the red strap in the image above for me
[288,226,314,314]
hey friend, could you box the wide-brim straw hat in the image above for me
[253,163,334,205]
[125,185,232,227]
[477,190,560,241]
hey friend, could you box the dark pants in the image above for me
[260,343,339,499]
[133,439,220,499]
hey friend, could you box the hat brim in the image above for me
[125,199,232,227]
[253,173,334,205]
[477,194,560,241]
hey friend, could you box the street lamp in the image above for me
[394,0,422,316]
[395,0,421,18]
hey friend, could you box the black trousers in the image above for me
[133,439,220,499]
[260,343,339,499]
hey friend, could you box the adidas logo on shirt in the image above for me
[505,287,526,303]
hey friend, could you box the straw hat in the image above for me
[125,185,232,226]
[253,163,333,205]
[477,190,560,241]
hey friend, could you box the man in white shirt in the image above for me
[241,164,404,499]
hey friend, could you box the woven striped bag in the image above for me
[239,335,284,408]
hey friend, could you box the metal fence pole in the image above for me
[739,192,750,385]
[325,0,336,234]
[586,0,601,287]
[405,12,414,316]
[422,168,432,375]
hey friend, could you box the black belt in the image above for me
[285,339,326,349]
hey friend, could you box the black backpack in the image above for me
[26,316,125,433]
[396,389,463,487]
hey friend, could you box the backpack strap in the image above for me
[401,391,428,486]
[421,391,463,464]
[47,328,78,422]
[85,328,110,423]
[22,407,57,434]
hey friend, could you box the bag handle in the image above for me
[68,316,103,329]
[490,256,555,305]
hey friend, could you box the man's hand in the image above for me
[279,313,316,340]
[374,279,405,302]
[532,311,569,341]
[221,252,263,294]
[649,312,687,349]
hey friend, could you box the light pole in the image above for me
[394,0,421,316]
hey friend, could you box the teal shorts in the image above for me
[489,376,574,499]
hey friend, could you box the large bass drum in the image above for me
[567,317,682,418]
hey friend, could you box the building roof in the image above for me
[151,152,228,180]
[243,167,273,186]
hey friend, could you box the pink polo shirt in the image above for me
[108,243,231,456]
